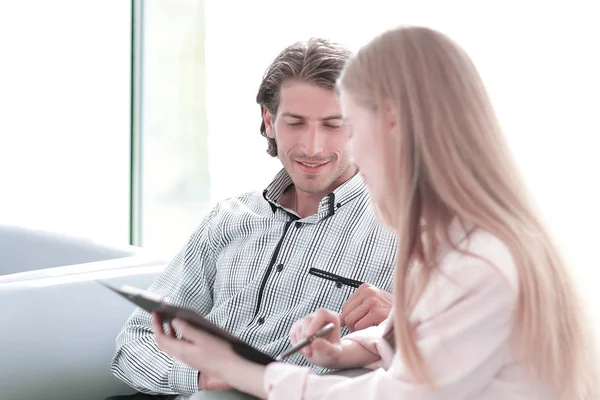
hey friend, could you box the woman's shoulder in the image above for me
[411,225,520,327]
[452,227,519,290]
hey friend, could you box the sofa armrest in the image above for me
[0,255,167,400]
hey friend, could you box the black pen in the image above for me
[276,323,335,361]
[308,268,364,288]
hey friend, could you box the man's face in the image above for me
[264,81,356,195]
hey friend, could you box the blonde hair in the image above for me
[339,26,598,398]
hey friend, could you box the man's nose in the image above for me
[301,125,324,157]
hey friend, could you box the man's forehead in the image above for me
[278,81,341,119]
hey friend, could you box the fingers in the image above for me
[301,343,313,359]
[343,288,392,332]
[339,284,370,326]
[170,318,196,340]
[310,338,338,358]
[290,315,312,345]
[152,312,164,336]
[152,313,195,362]
[354,305,391,331]
[168,322,177,338]
[289,329,298,346]
[151,313,176,338]
[305,309,340,341]
[353,310,378,332]
[343,302,371,332]
[289,308,341,350]
[300,337,336,359]
[340,286,363,319]
[170,318,219,346]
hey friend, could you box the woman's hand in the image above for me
[152,313,237,377]
[152,313,267,398]
[289,308,343,369]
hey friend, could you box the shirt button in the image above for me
[335,280,343,288]
[276,264,284,272]
[257,317,265,325]
[295,221,302,228]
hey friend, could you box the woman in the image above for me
[153,26,598,399]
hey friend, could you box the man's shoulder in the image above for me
[214,190,265,206]
[185,190,267,243]
[208,190,268,217]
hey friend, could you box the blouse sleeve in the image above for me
[339,319,394,370]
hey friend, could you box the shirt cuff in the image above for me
[264,363,311,400]
[343,321,391,369]
[168,359,200,395]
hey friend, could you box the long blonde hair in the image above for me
[340,26,597,398]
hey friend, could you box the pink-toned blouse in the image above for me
[263,227,553,399]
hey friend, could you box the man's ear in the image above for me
[263,107,275,139]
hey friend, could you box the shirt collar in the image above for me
[263,168,369,218]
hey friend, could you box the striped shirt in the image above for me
[110,169,398,397]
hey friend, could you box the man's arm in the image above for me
[110,208,220,396]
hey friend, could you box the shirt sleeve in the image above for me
[264,245,518,400]
[110,206,221,396]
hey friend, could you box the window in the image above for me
[0,1,131,245]
[135,0,283,256]
[134,0,213,256]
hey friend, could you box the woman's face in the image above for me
[339,89,388,206]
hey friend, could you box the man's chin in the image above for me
[293,180,333,195]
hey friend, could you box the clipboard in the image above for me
[99,281,275,366]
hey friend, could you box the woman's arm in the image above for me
[288,309,383,370]
[221,357,268,399]
[330,337,381,369]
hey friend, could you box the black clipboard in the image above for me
[99,281,275,366]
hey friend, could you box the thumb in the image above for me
[311,338,333,353]
[311,338,339,360]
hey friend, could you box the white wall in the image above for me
[0,1,131,245]
[205,0,600,327]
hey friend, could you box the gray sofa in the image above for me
[0,224,167,400]
[0,224,141,276]
[0,225,368,400]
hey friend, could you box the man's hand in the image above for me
[339,284,392,332]
[198,373,230,391]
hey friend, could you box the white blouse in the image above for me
[263,225,554,399]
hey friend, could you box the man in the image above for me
[110,38,397,399]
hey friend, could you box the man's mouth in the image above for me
[298,161,327,168]
[295,160,330,174]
